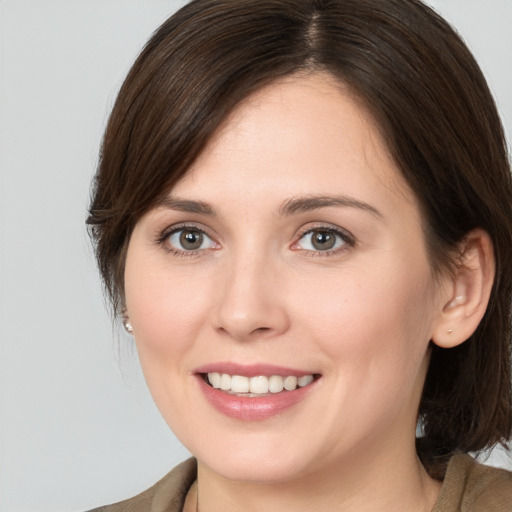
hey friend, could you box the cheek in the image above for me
[294,260,435,380]
[124,254,218,430]
[124,253,215,368]
[293,263,435,442]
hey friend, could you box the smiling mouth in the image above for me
[203,372,319,396]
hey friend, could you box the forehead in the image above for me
[170,72,413,214]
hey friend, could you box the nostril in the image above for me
[251,326,271,334]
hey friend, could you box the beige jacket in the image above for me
[88,454,512,511]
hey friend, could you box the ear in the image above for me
[431,229,495,349]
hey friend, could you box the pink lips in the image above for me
[194,363,318,421]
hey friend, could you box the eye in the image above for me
[166,227,217,252]
[295,227,352,252]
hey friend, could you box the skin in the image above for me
[124,72,454,512]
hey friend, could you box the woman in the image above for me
[87,0,512,510]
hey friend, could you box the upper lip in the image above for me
[194,362,318,378]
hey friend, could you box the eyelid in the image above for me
[156,222,220,253]
[291,223,356,253]
[155,221,355,256]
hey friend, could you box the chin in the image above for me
[200,450,310,484]
[177,426,313,483]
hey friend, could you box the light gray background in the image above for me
[0,1,510,511]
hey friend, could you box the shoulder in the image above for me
[433,453,512,512]
[85,458,197,512]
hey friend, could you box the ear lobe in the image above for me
[122,308,134,334]
[431,229,495,349]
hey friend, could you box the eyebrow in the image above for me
[156,194,382,219]
[156,196,218,216]
[278,195,383,218]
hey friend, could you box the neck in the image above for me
[194,439,441,512]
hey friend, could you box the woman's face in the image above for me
[124,73,448,483]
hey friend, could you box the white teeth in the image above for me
[220,373,231,391]
[231,375,249,393]
[249,376,269,394]
[207,372,315,394]
[283,375,298,391]
[208,372,221,388]
[297,375,314,387]
[268,375,284,393]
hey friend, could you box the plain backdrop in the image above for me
[0,1,511,511]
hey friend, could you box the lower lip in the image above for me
[196,375,317,421]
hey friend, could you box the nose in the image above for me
[213,253,290,342]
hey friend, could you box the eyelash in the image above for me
[156,223,355,257]
[155,223,216,257]
[292,225,356,256]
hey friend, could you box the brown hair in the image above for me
[87,0,512,478]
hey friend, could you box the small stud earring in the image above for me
[447,329,453,335]
[122,311,134,334]
[123,319,134,334]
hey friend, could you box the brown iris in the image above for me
[179,230,204,250]
[310,230,336,250]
